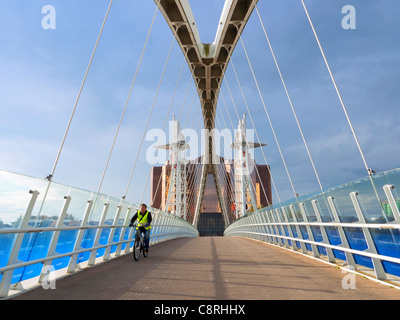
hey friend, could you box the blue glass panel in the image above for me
[317,246,327,256]
[311,226,323,242]
[370,228,400,277]
[299,226,309,239]
[110,228,123,254]
[382,261,400,278]
[298,226,311,251]
[343,227,368,251]
[96,228,111,258]
[282,225,289,237]
[343,227,373,268]
[310,226,326,255]
[290,226,298,238]
[325,226,346,260]
[0,233,14,268]
[370,229,400,258]
[289,226,301,248]
[78,228,96,263]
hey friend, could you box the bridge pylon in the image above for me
[232,114,265,219]
[156,115,189,219]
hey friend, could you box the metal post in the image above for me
[124,205,138,254]
[299,202,320,258]
[67,200,94,273]
[0,190,40,298]
[289,204,308,254]
[383,184,400,223]
[260,211,272,243]
[115,205,132,256]
[88,202,110,266]
[269,209,284,246]
[266,211,276,244]
[275,208,290,248]
[350,192,387,280]
[39,195,72,283]
[311,199,335,263]
[103,204,123,261]
[255,212,264,241]
[149,212,158,245]
[327,196,357,268]
[281,206,299,251]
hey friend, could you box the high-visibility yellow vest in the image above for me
[136,210,151,230]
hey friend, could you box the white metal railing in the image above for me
[0,170,198,298]
[225,168,400,284]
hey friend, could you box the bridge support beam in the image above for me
[154,0,260,222]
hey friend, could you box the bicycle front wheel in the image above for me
[133,240,141,261]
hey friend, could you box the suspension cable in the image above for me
[150,58,186,206]
[230,58,274,206]
[239,36,300,197]
[96,1,160,196]
[253,4,324,193]
[219,92,235,131]
[300,0,371,175]
[301,1,384,216]
[48,0,114,180]
[178,75,193,121]
[184,91,197,128]
[123,36,175,199]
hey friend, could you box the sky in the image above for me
[0,0,399,209]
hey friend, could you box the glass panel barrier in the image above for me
[225,167,400,283]
[0,170,198,297]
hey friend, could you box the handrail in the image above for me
[0,229,196,275]
[0,224,196,235]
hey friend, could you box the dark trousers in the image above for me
[135,227,150,250]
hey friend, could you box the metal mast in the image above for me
[232,114,265,218]
[156,115,189,218]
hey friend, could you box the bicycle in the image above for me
[132,223,148,261]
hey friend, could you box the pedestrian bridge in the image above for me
[2,168,400,300]
[8,237,400,300]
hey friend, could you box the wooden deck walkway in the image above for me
[11,237,400,300]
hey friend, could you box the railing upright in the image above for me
[0,190,40,298]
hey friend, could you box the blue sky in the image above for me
[0,0,399,205]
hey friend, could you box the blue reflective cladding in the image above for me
[1,226,146,284]
[370,229,400,276]
[325,226,346,260]
[342,227,374,268]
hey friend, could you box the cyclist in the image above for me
[129,203,152,253]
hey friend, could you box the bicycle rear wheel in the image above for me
[133,239,140,261]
